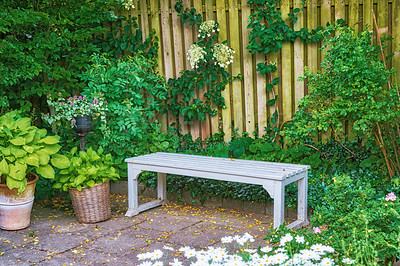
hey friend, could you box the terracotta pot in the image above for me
[0,174,39,230]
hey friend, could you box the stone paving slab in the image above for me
[0,194,278,265]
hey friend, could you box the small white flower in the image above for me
[163,245,174,251]
[260,246,272,253]
[321,257,335,265]
[221,236,233,243]
[279,233,294,246]
[244,248,257,253]
[152,261,163,266]
[295,235,305,244]
[152,249,163,260]
[170,258,183,266]
[342,258,355,264]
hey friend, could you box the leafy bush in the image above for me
[311,174,400,263]
[80,54,170,172]
[282,25,400,178]
[0,111,70,193]
[53,146,120,192]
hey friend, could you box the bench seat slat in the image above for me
[126,152,309,180]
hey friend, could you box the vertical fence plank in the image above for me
[217,0,232,140]
[363,0,374,30]
[229,0,243,134]
[377,0,389,57]
[171,0,189,136]
[319,0,332,142]
[281,0,293,124]
[334,0,345,21]
[393,0,400,83]
[150,0,167,131]
[199,0,213,140]
[160,0,176,129]
[140,0,149,40]
[307,0,318,73]
[349,0,360,32]
[294,0,305,113]
[189,0,202,141]
[241,0,255,135]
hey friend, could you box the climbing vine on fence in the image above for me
[166,1,240,125]
[247,0,329,133]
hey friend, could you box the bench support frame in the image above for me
[125,157,309,229]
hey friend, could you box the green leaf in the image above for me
[16,117,31,130]
[41,144,62,155]
[272,77,280,85]
[0,158,10,175]
[36,165,55,179]
[37,150,50,165]
[10,137,26,146]
[10,146,27,158]
[8,162,27,180]
[51,154,70,169]
[38,136,60,145]
[53,183,62,189]
[23,145,35,153]
[87,180,95,187]
[75,175,86,185]
[266,84,274,91]
[25,154,40,167]
[6,176,26,193]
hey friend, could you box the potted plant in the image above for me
[43,93,107,133]
[53,146,120,223]
[0,111,70,230]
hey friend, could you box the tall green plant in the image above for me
[80,54,169,162]
[283,26,400,178]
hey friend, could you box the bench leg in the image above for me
[273,181,285,229]
[125,164,142,217]
[297,175,308,222]
[157,173,167,203]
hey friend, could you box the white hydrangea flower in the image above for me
[199,20,219,38]
[187,44,206,68]
[122,0,135,10]
[212,43,235,68]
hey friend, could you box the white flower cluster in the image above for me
[187,44,206,68]
[212,43,235,68]
[198,20,219,38]
[136,233,356,265]
[122,0,135,10]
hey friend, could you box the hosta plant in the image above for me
[0,111,70,193]
[53,146,120,191]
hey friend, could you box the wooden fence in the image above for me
[121,0,400,141]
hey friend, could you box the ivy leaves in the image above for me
[247,0,325,129]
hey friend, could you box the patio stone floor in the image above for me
[0,194,282,265]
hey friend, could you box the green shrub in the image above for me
[311,174,400,263]
[282,25,400,178]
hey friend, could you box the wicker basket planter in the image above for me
[69,181,111,223]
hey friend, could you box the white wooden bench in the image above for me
[125,152,310,229]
